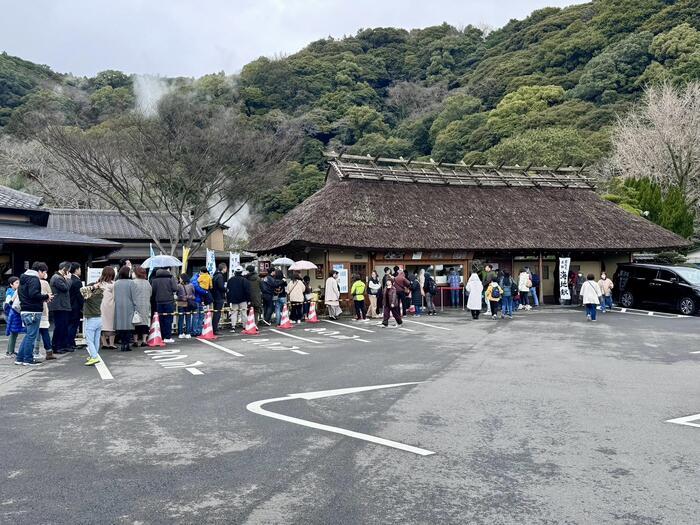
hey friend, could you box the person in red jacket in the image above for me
[393,269,411,316]
[380,277,402,328]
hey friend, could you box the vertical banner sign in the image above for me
[559,257,571,301]
[206,249,216,275]
[333,264,349,294]
[182,247,190,274]
[229,252,240,279]
[86,267,102,284]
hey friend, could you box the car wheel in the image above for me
[620,291,634,308]
[679,297,696,316]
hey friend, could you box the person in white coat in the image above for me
[465,272,484,320]
[581,273,603,321]
[517,269,532,310]
[324,270,342,320]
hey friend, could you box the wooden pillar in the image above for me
[538,252,544,304]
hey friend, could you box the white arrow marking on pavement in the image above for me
[246,382,434,456]
[666,413,700,428]
[269,329,322,344]
[290,349,309,355]
[322,319,375,333]
[403,319,452,331]
[197,339,244,357]
[186,367,204,375]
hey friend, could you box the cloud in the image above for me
[0,0,587,77]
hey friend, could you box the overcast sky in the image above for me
[1,0,587,78]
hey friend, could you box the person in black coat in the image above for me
[226,267,250,328]
[68,262,85,349]
[260,272,276,326]
[211,263,227,335]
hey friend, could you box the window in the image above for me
[656,269,676,282]
[543,265,549,280]
[631,268,656,280]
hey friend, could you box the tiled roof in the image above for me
[0,222,120,247]
[0,186,44,210]
[47,208,202,240]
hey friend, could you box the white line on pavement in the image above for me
[690,351,700,354]
[269,329,322,344]
[290,349,309,355]
[403,319,452,331]
[356,339,371,343]
[323,319,375,333]
[247,382,434,456]
[186,367,204,375]
[648,311,654,316]
[197,339,245,357]
[95,359,114,380]
[666,413,700,428]
[398,327,415,332]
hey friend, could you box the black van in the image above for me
[613,263,700,315]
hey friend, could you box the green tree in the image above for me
[335,105,389,144]
[486,85,565,138]
[89,86,135,120]
[486,127,602,166]
[659,187,695,238]
[89,70,132,91]
[428,94,482,143]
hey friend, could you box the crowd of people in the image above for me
[3,259,617,367]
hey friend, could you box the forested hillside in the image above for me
[1,0,699,224]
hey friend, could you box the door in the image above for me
[629,267,657,307]
[650,269,679,307]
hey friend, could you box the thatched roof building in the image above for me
[248,153,689,304]
[249,153,688,254]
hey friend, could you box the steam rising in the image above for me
[133,75,171,116]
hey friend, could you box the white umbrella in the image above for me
[141,255,183,268]
[272,257,295,266]
[289,260,317,271]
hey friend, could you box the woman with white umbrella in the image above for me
[324,270,342,320]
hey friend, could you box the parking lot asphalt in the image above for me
[1,307,698,524]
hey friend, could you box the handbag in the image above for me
[132,310,143,324]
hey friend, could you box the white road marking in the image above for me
[290,349,309,355]
[356,339,371,343]
[247,382,434,456]
[186,367,204,375]
[666,413,700,428]
[398,327,415,332]
[197,339,245,357]
[690,351,700,354]
[648,311,654,316]
[403,319,452,331]
[621,308,627,313]
[95,359,114,380]
[269,329,322,344]
[323,319,374,333]
[644,342,659,348]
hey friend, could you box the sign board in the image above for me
[412,252,423,260]
[332,264,349,294]
[559,257,571,301]
[228,252,240,279]
[86,267,102,284]
[206,249,216,275]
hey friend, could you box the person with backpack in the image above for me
[485,276,503,320]
[423,271,437,316]
[177,273,194,338]
[581,273,603,321]
[499,271,516,319]
[350,273,367,321]
[517,268,531,311]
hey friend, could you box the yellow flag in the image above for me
[182,246,190,273]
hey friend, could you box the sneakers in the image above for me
[178,334,187,339]
[492,315,497,320]
[185,334,191,339]
[517,304,524,310]
[525,305,532,311]
[261,319,271,326]
[14,360,23,365]
[163,338,175,343]
[85,357,101,366]
[23,361,41,367]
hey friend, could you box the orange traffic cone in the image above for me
[307,301,319,323]
[278,303,293,329]
[147,313,165,347]
[197,310,218,340]
[241,307,259,335]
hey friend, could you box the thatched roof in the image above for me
[248,155,690,253]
